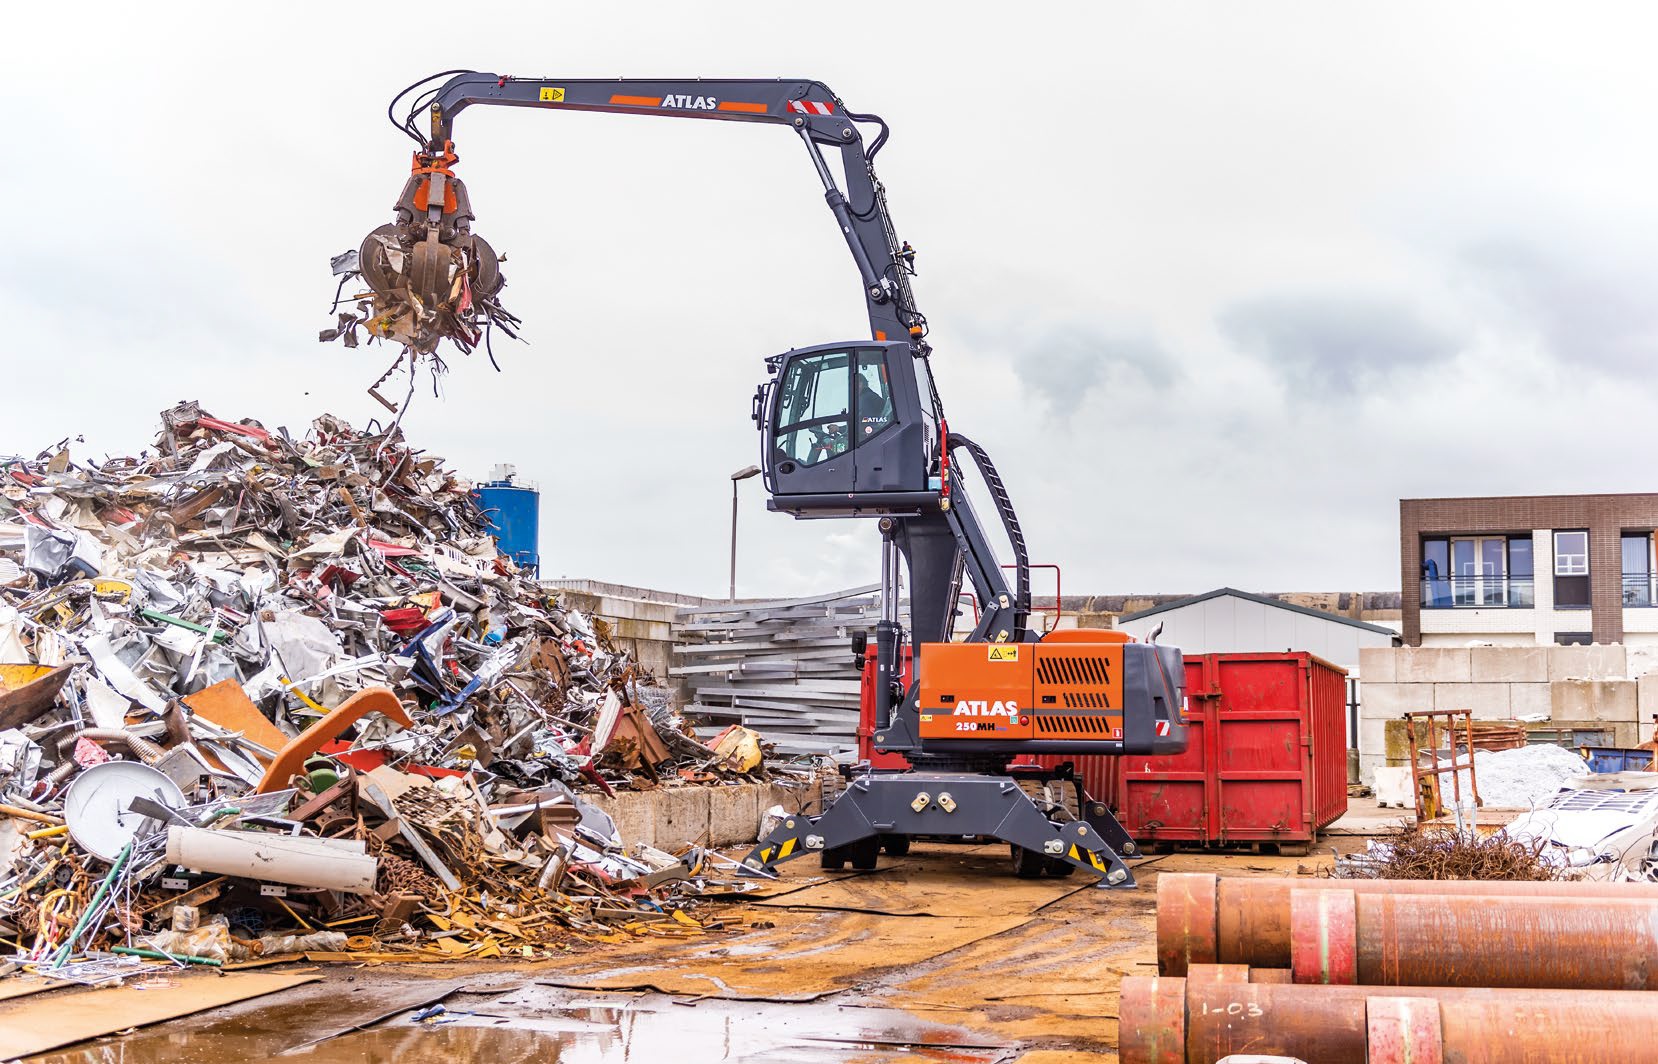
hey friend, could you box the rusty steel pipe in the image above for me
[1366,997,1444,1064]
[1290,888,1658,990]
[1185,963,1290,984]
[1157,872,1658,974]
[1121,976,1658,1064]
[1120,974,1186,1064]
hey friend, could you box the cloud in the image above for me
[1012,327,1177,418]
[1457,234,1658,377]
[1219,294,1462,397]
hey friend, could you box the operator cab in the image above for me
[755,340,941,518]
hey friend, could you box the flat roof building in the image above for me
[1400,493,1658,647]
[1116,587,1399,678]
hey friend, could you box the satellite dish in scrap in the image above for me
[63,760,186,861]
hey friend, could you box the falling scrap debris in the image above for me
[319,141,521,412]
[0,402,789,981]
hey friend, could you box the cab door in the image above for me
[768,346,857,498]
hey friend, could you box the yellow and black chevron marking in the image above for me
[757,837,799,865]
[1067,843,1108,872]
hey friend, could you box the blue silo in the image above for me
[473,464,541,576]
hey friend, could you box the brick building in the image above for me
[1400,493,1658,647]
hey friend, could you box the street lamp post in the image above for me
[729,465,762,601]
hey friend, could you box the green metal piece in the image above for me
[138,609,230,643]
[111,946,223,967]
[50,840,133,969]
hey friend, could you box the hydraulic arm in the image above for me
[330,71,1188,886]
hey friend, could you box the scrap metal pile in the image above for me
[0,402,774,980]
[1333,824,1568,882]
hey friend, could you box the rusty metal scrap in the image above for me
[0,401,787,981]
[1333,824,1565,882]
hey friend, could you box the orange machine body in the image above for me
[916,630,1130,741]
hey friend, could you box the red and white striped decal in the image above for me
[1155,720,1171,736]
[787,100,836,115]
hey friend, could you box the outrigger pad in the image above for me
[740,771,1138,888]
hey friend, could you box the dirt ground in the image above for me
[7,839,1362,1063]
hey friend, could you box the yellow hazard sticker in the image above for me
[920,714,933,722]
[987,645,1020,662]
[539,87,566,102]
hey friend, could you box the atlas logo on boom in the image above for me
[663,94,718,110]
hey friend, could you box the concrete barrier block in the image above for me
[1638,673,1658,721]
[1358,717,1390,759]
[1627,644,1658,680]
[707,785,762,846]
[1400,648,1470,684]
[1551,679,1638,722]
[1359,683,1431,720]
[1551,679,1592,720]
[1383,719,1413,764]
[1433,683,1511,719]
[1471,646,1549,683]
[595,790,656,847]
[1358,647,1397,684]
[1509,683,1551,719]
[1550,644,1627,681]
[650,786,712,850]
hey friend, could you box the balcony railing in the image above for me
[1421,576,1535,609]
[1624,571,1658,607]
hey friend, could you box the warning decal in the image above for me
[987,645,1020,663]
[539,87,566,102]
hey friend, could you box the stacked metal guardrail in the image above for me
[1121,871,1658,1063]
[672,586,879,758]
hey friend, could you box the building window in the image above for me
[1421,535,1534,608]
[1623,532,1655,607]
[1554,530,1591,609]
[1556,632,1592,646]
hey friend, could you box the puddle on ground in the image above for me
[23,981,1006,1064]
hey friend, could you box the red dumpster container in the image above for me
[1117,652,1348,847]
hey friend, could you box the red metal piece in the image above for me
[1160,872,1658,974]
[1118,976,1186,1064]
[1366,997,1443,1064]
[1288,888,1357,985]
[856,644,912,769]
[193,416,273,443]
[1119,653,1349,846]
[320,742,466,780]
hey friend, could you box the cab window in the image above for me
[854,349,894,441]
[775,351,852,466]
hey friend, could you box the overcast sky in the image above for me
[7,3,1658,600]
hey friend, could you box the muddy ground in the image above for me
[7,840,1359,1063]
